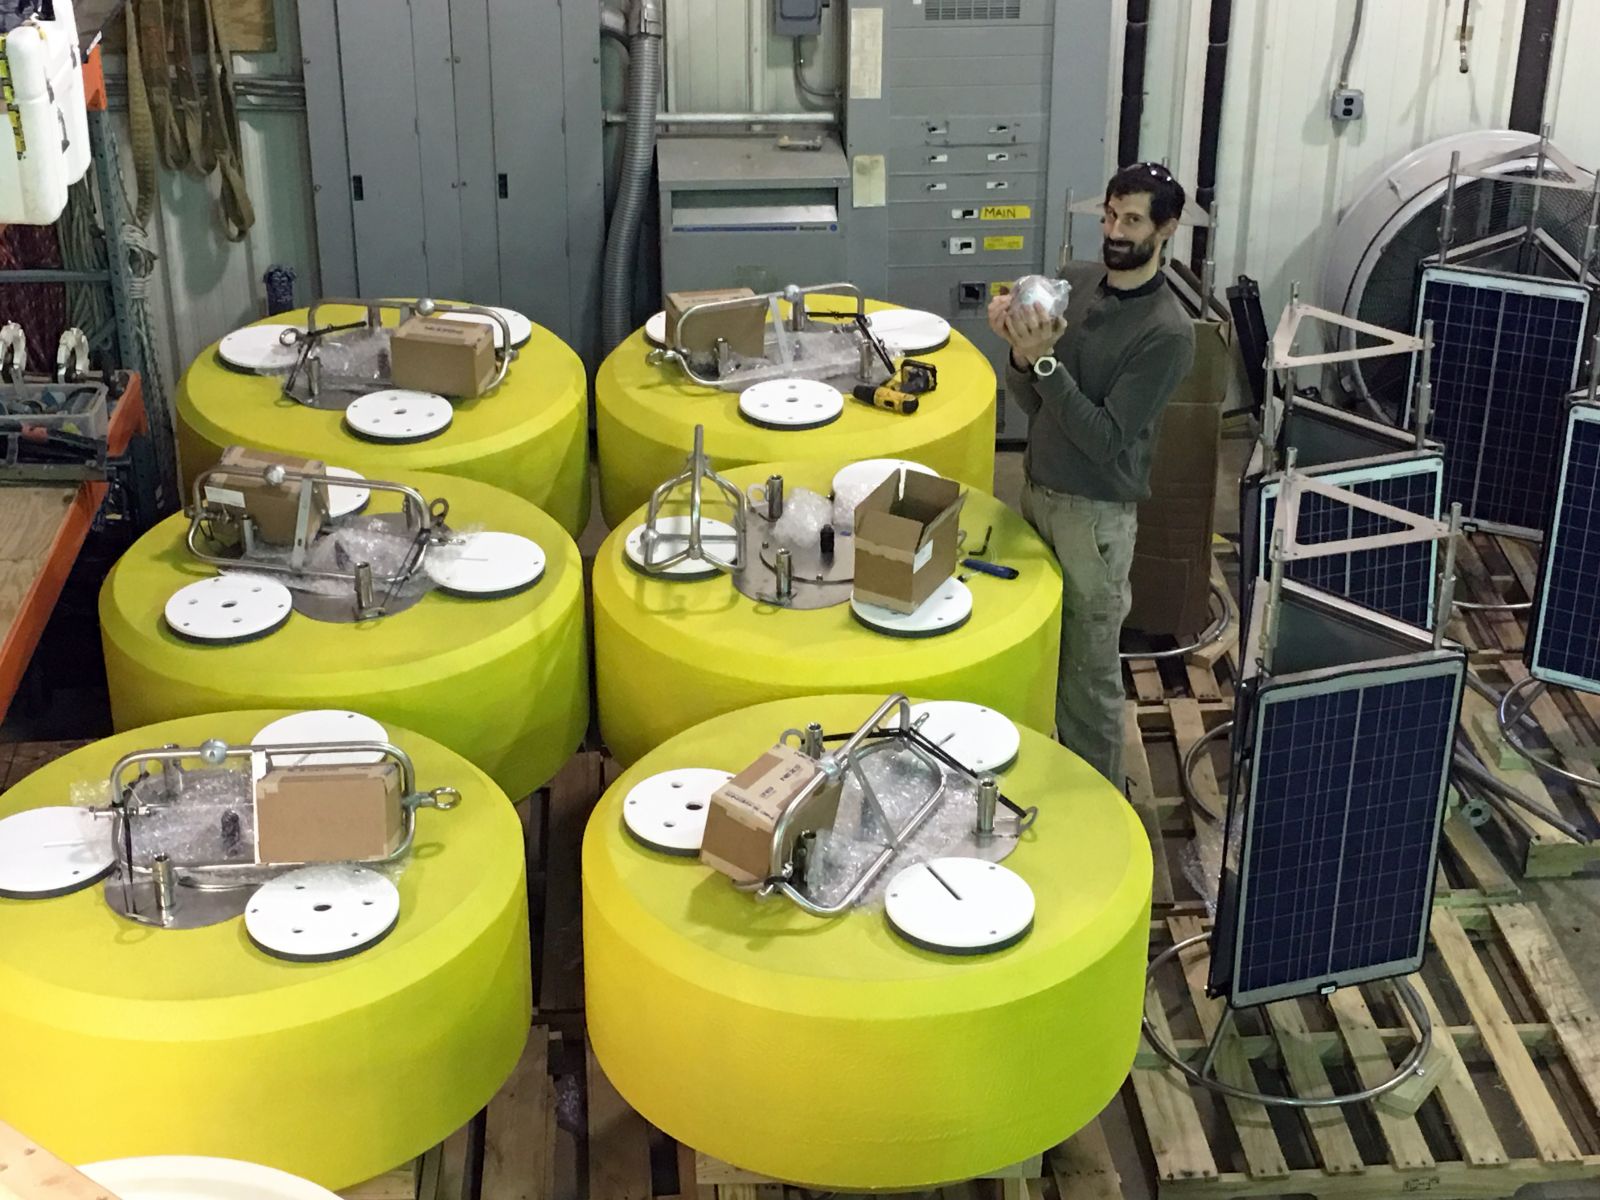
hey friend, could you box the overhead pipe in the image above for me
[601,0,665,353]
[1117,0,1150,168]
[1190,0,1232,272]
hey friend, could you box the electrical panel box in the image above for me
[1330,88,1364,122]
[843,0,1113,445]
[658,136,850,295]
[773,0,824,37]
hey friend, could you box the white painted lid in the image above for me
[622,768,732,854]
[218,324,302,374]
[738,378,844,430]
[164,576,293,643]
[0,806,114,899]
[82,1156,344,1200]
[885,857,1035,955]
[245,865,400,962]
[424,531,546,597]
[323,466,370,520]
[851,578,973,637]
[344,390,453,442]
[865,308,951,355]
[251,710,389,767]
[908,701,1020,774]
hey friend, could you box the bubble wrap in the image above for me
[770,488,833,552]
[833,469,906,533]
[222,516,435,604]
[711,326,885,392]
[103,765,411,885]
[308,328,391,389]
[803,743,983,911]
[1010,274,1072,322]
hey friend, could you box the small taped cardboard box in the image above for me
[664,287,765,358]
[254,761,405,865]
[1128,316,1232,636]
[853,472,966,613]
[700,743,834,885]
[209,445,328,547]
[391,315,496,398]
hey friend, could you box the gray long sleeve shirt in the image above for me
[1006,262,1196,502]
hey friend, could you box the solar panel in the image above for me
[1254,457,1443,628]
[1409,266,1589,534]
[1218,659,1463,1008]
[1528,403,1600,693]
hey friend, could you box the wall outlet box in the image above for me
[1330,88,1365,122]
[774,0,823,37]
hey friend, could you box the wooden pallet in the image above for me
[0,739,92,792]
[1132,904,1600,1199]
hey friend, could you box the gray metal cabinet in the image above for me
[299,0,603,365]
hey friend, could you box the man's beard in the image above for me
[1102,234,1158,270]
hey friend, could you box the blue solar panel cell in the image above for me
[1530,407,1600,693]
[1258,462,1441,627]
[1413,268,1588,533]
[1231,666,1459,1006]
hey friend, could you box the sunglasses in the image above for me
[1126,161,1175,181]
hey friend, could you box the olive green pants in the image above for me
[1020,479,1136,788]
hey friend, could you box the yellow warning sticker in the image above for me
[989,282,1010,297]
[984,235,1025,251]
[980,204,1032,221]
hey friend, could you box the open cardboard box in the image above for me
[853,471,966,614]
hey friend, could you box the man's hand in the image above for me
[1006,300,1067,367]
[987,291,1013,344]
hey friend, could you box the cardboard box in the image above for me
[700,743,833,885]
[1127,317,1233,636]
[853,472,966,614]
[209,445,328,547]
[391,315,496,398]
[254,762,405,865]
[664,287,766,358]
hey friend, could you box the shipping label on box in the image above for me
[853,471,966,613]
[700,743,831,885]
[391,316,496,398]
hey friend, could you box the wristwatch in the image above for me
[1033,355,1059,379]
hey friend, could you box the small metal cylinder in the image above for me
[803,722,824,758]
[977,776,998,836]
[306,353,321,398]
[765,474,785,521]
[858,339,876,380]
[355,562,376,615]
[152,854,176,921]
[1439,151,1460,257]
[774,548,793,600]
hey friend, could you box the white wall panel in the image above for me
[665,0,845,114]
[1205,0,1524,318]
[1547,0,1600,172]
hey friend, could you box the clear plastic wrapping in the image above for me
[770,488,833,553]
[803,742,984,911]
[1010,274,1073,322]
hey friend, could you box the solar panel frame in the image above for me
[1250,454,1444,629]
[1528,402,1600,694]
[1222,655,1464,1008]
[1406,265,1590,536]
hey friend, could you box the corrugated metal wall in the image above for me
[664,0,845,114]
[1548,0,1600,171]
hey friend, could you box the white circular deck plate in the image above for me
[252,710,389,767]
[425,531,546,597]
[246,865,400,963]
[218,324,301,373]
[83,1157,344,1200]
[831,458,940,500]
[623,768,732,855]
[644,310,668,346]
[0,806,115,899]
[165,576,293,643]
[851,578,973,638]
[324,465,371,519]
[738,378,844,430]
[885,857,1035,955]
[909,701,1020,774]
[866,309,951,356]
[439,305,533,349]
[624,516,738,579]
[344,390,453,443]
